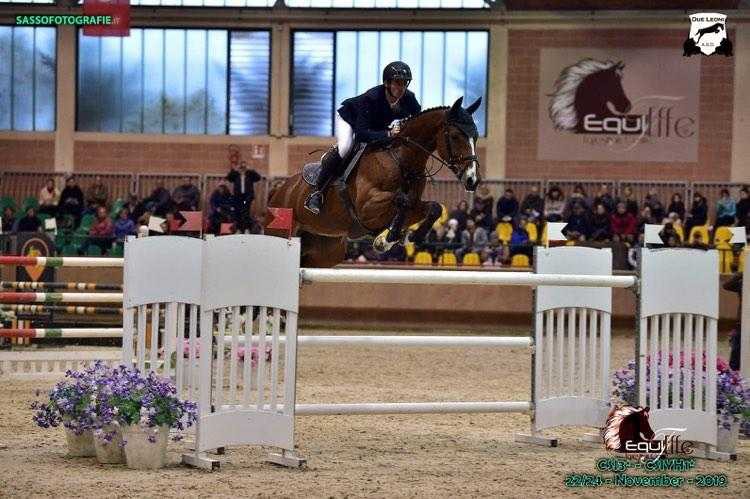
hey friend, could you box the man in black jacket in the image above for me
[304,61,422,215]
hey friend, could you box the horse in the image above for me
[602,405,656,453]
[695,22,724,42]
[547,59,632,133]
[267,97,482,268]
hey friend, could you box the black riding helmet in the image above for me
[382,61,412,87]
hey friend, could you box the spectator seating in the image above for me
[524,222,538,244]
[414,251,433,265]
[462,252,481,266]
[438,251,457,266]
[496,222,512,245]
[510,254,530,267]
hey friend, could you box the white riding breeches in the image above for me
[334,112,355,159]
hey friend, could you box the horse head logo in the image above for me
[548,59,632,133]
[603,405,656,452]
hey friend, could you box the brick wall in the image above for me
[506,29,734,181]
[73,141,269,175]
[0,139,55,170]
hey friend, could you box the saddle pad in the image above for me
[302,162,322,186]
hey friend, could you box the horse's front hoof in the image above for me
[373,230,396,254]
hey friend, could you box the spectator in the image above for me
[666,212,685,242]
[508,220,533,262]
[616,186,639,216]
[667,192,686,221]
[144,181,173,216]
[449,201,470,233]
[424,223,461,259]
[495,189,519,222]
[722,272,743,371]
[38,178,60,216]
[590,203,612,242]
[173,176,201,211]
[124,194,141,222]
[57,175,85,228]
[519,185,544,219]
[736,187,750,228]
[85,175,109,211]
[208,180,236,234]
[14,207,41,233]
[2,206,16,233]
[470,186,494,232]
[228,160,261,207]
[544,186,565,222]
[565,203,592,241]
[715,188,737,227]
[661,222,681,247]
[113,208,136,242]
[564,183,589,219]
[459,219,490,262]
[685,192,708,235]
[644,188,665,221]
[637,206,655,235]
[593,183,616,214]
[689,230,709,250]
[79,206,114,255]
[610,202,637,242]
[227,161,262,234]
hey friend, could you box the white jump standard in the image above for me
[122,235,728,470]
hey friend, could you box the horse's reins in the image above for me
[390,117,478,182]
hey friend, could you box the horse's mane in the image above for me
[603,405,642,451]
[548,58,619,131]
[400,105,449,127]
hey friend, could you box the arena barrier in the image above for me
[121,235,726,468]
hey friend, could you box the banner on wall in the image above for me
[537,49,700,162]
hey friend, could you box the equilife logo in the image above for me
[683,13,733,57]
[547,58,695,139]
[603,405,694,461]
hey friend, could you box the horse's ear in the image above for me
[450,97,464,113]
[466,97,482,115]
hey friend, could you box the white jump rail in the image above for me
[300,268,636,288]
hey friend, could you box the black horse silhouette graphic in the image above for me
[695,22,724,42]
[603,405,656,452]
[684,21,732,57]
[548,59,640,134]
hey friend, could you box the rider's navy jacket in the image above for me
[337,85,421,143]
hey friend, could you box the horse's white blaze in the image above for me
[466,138,478,186]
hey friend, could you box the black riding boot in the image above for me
[304,148,343,215]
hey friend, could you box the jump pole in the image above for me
[300,268,636,288]
[0,256,123,268]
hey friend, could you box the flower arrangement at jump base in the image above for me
[32,362,197,469]
[612,352,750,452]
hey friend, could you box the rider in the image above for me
[304,61,422,215]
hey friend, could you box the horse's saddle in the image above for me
[301,142,373,238]
[302,142,367,187]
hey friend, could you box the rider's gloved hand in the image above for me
[388,119,402,137]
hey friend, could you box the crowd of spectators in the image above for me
[0,162,264,256]
[3,174,748,264]
[346,183,750,269]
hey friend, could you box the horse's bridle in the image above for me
[394,118,478,181]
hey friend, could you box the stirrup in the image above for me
[304,191,324,215]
